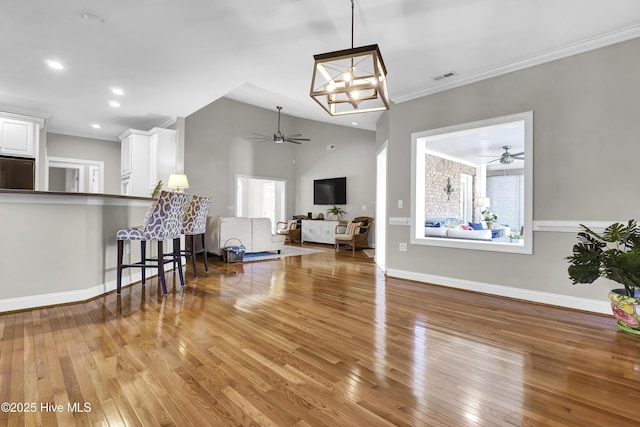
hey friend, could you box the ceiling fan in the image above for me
[483,145,524,164]
[247,106,310,144]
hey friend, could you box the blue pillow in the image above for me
[468,222,484,230]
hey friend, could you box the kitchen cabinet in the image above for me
[119,127,176,197]
[0,115,41,158]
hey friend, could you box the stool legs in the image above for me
[117,240,123,294]
[117,238,184,296]
[201,233,209,273]
[189,235,198,278]
[157,241,167,294]
[173,237,185,287]
[141,241,146,285]
[184,234,208,277]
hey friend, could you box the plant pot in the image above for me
[608,289,640,336]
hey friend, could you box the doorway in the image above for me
[46,157,104,193]
[236,176,286,231]
[375,142,388,272]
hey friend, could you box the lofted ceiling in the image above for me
[1,0,639,141]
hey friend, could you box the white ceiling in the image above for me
[1,0,639,141]
[423,120,525,170]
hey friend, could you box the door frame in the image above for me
[375,142,388,272]
[46,156,104,193]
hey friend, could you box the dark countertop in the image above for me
[0,189,153,201]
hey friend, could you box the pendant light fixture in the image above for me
[310,0,389,116]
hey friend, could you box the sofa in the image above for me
[206,216,285,256]
[425,217,492,241]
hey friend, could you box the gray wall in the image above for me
[379,37,640,303]
[46,132,121,194]
[184,98,376,224]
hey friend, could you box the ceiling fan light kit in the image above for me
[247,106,310,145]
[496,145,524,164]
[310,0,389,116]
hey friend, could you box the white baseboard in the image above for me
[0,264,185,313]
[386,268,611,315]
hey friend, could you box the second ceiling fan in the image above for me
[248,106,310,144]
[484,145,524,164]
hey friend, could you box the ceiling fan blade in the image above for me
[511,151,524,157]
[284,139,302,144]
[251,132,271,137]
[284,133,302,138]
[288,137,310,142]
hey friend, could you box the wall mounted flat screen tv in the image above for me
[313,177,347,205]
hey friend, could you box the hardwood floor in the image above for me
[2,244,640,426]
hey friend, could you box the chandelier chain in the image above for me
[351,0,354,49]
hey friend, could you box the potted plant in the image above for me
[481,209,497,229]
[567,220,640,336]
[327,205,346,220]
[508,233,522,243]
[151,180,163,198]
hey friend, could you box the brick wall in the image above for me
[425,155,476,219]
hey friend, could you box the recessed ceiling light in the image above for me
[351,122,358,126]
[82,13,104,23]
[108,100,120,108]
[111,88,124,96]
[46,60,64,70]
[91,124,101,129]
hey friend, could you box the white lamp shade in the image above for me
[168,174,189,191]
[474,197,490,208]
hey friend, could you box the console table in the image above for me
[301,219,346,244]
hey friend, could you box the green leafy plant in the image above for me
[481,209,497,222]
[326,205,346,217]
[508,233,522,240]
[151,180,163,198]
[567,220,640,297]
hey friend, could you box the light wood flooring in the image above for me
[2,243,640,426]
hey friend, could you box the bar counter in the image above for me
[0,190,156,312]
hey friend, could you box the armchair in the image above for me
[334,216,374,253]
[276,217,303,244]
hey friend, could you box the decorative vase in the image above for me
[608,289,640,336]
[486,221,493,229]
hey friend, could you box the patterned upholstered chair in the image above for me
[116,190,190,295]
[181,195,212,277]
[334,216,374,254]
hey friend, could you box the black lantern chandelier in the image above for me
[310,0,389,116]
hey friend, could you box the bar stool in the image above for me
[181,195,212,277]
[116,190,190,295]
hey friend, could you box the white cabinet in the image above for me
[120,135,132,176]
[301,220,344,244]
[119,127,176,197]
[148,128,177,192]
[0,116,38,158]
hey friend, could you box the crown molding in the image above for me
[393,24,640,104]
